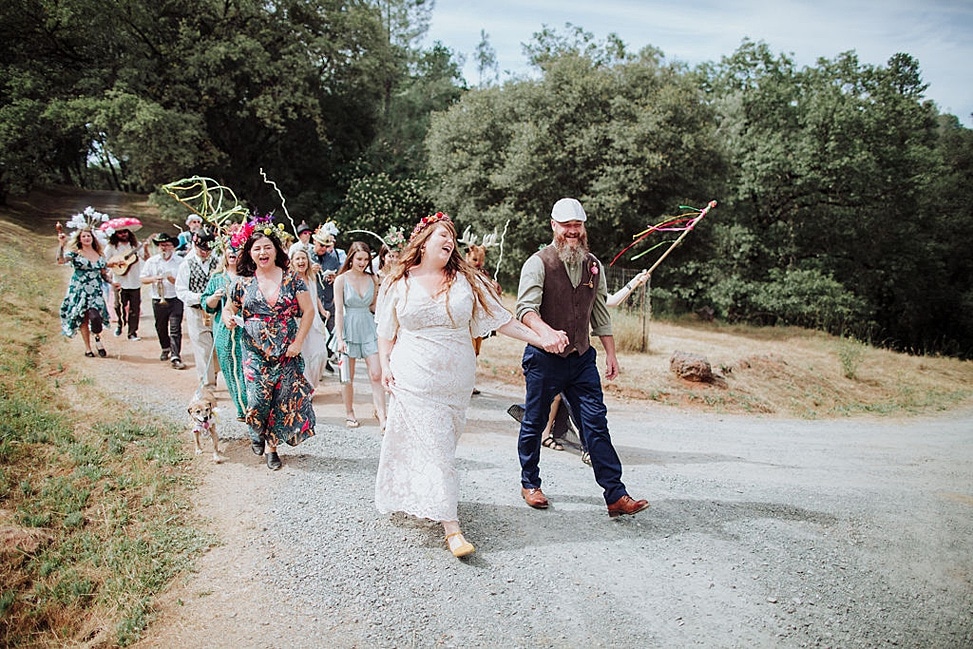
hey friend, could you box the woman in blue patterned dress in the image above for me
[332,241,385,430]
[201,243,247,420]
[224,228,316,471]
[57,226,111,358]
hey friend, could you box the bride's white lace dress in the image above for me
[374,274,510,522]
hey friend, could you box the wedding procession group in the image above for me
[55,198,651,559]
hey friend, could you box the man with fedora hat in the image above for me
[176,228,219,389]
[514,197,650,518]
[141,232,187,369]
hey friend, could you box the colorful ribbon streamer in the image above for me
[609,200,717,269]
[160,176,249,232]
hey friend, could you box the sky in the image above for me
[424,0,973,127]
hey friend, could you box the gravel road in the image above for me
[87,331,973,649]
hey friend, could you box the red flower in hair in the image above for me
[410,212,452,242]
[230,222,254,250]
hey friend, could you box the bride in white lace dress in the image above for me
[375,213,553,558]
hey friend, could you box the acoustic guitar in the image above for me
[106,245,145,276]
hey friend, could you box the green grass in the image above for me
[0,218,210,647]
[837,336,866,379]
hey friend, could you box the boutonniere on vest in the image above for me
[585,261,598,288]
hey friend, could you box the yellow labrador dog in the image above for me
[187,390,223,463]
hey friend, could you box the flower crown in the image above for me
[66,206,110,230]
[385,227,406,251]
[229,214,286,250]
[410,212,451,242]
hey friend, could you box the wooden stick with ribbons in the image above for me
[610,200,717,269]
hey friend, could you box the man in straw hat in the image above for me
[311,228,345,333]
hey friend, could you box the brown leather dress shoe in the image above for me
[607,494,650,518]
[521,487,549,509]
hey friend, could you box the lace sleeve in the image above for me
[375,279,400,340]
[470,275,512,338]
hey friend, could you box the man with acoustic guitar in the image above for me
[104,228,149,340]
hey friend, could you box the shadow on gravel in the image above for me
[613,444,771,466]
[287,452,381,476]
[460,498,837,553]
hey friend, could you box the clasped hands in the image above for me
[540,329,570,354]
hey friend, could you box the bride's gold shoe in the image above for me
[445,531,475,558]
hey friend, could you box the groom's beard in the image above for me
[553,231,589,265]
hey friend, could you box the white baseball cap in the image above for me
[551,198,587,223]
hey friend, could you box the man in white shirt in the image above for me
[175,230,218,390]
[141,233,187,369]
[104,228,148,340]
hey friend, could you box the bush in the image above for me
[701,268,868,334]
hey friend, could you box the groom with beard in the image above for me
[514,198,650,518]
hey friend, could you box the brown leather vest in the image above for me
[537,245,598,357]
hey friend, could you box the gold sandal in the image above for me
[445,532,475,558]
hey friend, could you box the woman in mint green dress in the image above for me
[201,245,247,419]
[332,241,385,429]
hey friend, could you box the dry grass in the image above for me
[0,189,207,647]
[477,299,973,419]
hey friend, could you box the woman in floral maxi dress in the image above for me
[374,214,551,558]
[224,229,316,471]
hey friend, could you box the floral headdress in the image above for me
[229,213,286,250]
[385,226,406,251]
[213,223,238,254]
[66,206,110,230]
[410,212,452,242]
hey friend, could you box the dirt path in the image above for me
[65,309,973,648]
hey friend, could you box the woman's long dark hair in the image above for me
[337,241,375,276]
[236,232,289,277]
[108,229,139,247]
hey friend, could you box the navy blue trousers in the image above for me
[518,345,627,504]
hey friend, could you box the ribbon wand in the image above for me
[634,200,717,274]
